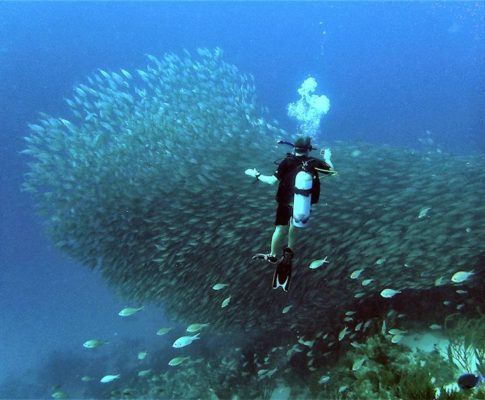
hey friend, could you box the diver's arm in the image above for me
[314,148,336,175]
[320,148,334,169]
[244,168,278,185]
[259,174,278,185]
[315,160,334,175]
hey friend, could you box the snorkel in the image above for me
[277,139,318,152]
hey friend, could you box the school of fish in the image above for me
[22,48,484,350]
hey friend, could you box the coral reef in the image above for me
[445,315,485,375]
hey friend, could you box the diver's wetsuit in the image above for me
[273,154,333,226]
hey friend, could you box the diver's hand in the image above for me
[245,168,259,178]
[321,148,334,169]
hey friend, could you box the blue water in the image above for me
[0,2,483,397]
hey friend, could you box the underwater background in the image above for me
[0,2,484,399]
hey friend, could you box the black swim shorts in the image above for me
[275,203,293,226]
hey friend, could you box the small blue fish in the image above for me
[172,333,200,348]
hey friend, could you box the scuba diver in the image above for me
[245,135,335,292]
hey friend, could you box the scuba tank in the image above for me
[276,138,326,228]
[293,165,313,228]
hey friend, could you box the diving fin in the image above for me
[272,247,294,292]
[252,253,278,264]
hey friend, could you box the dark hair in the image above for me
[294,136,312,153]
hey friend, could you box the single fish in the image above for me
[345,311,356,316]
[375,258,386,265]
[156,327,173,336]
[267,368,277,378]
[361,278,374,286]
[282,305,293,314]
[391,334,404,344]
[186,323,210,333]
[118,306,144,317]
[352,358,366,371]
[418,207,431,218]
[212,283,228,290]
[98,69,109,78]
[137,351,147,360]
[168,356,190,366]
[456,289,468,295]
[257,368,276,379]
[100,374,120,383]
[221,296,231,308]
[83,339,108,349]
[137,369,151,377]
[429,324,442,330]
[380,288,401,298]
[172,333,200,348]
[434,276,446,286]
[298,337,314,347]
[451,270,474,284]
[318,375,330,384]
[308,257,329,269]
[120,69,132,79]
[85,112,96,121]
[81,376,94,382]
[338,326,349,341]
[363,320,372,331]
[388,328,407,335]
[350,269,364,279]
[286,345,300,357]
[51,391,68,399]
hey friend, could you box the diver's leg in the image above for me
[288,218,298,251]
[253,204,289,263]
[270,225,288,257]
[272,205,294,291]
[288,204,310,251]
